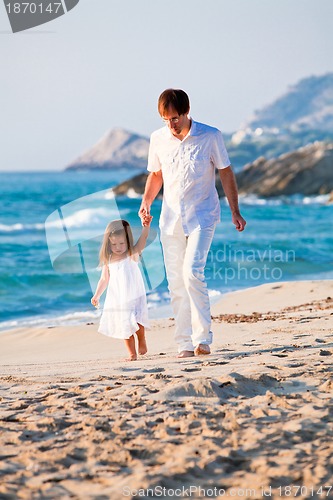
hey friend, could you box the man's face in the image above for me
[161,106,188,137]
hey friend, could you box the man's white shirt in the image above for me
[147,119,230,235]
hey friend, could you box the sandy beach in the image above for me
[0,280,332,499]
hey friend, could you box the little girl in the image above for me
[91,218,152,361]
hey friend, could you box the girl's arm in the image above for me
[133,218,152,255]
[91,264,110,306]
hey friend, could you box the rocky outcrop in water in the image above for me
[235,141,333,197]
[113,142,333,199]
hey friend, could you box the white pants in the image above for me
[161,219,216,352]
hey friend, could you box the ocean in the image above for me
[1,170,332,330]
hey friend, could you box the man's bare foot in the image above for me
[177,350,195,358]
[194,344,210,356]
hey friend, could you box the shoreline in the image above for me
[0,279,331,372]
[1,278,331,333]
[0,286,225,333]
[1,279,332,498]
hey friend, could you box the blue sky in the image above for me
[1,0,333,171]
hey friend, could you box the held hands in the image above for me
[138,202,153,227]
[140,211,153,227]
[142,214,153,227]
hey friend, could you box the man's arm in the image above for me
[139,170,163,219]
[219,166,246,232]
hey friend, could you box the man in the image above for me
[139,89,246,358]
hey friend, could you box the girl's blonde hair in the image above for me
[99,219,134,266]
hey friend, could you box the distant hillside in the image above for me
[66,128,149,171]
[244,73,333,133]
[65,74,333,172]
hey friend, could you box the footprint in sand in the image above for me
[287,362,305,368]
[181,367,202,372]
[319,349,332,356]
[117,367,143,372]
[215,348,235,352]
[142,368,165,373]
[202,360,229,366]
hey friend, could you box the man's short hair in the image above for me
[158,89,190,116]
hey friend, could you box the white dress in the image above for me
[98,255,149,339]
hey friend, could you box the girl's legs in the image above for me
[124,324,147,361]
[136,323,147,355]
[124,335,137,361]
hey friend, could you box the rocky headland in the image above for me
[113,141,333,199]
[64,74,333,199]
[234,141,333,197]
[66,128,149,171]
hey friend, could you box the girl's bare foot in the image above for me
[136,324,147,355]
[124,336,137,361]
[138,339,147,355]
[125,355,137,362]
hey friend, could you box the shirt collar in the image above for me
[166,117,197,140]
[188,118,197,136]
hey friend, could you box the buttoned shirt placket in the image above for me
[179,138,190,236]
[147,119,231,236]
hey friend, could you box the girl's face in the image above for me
[109,234,128,256]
